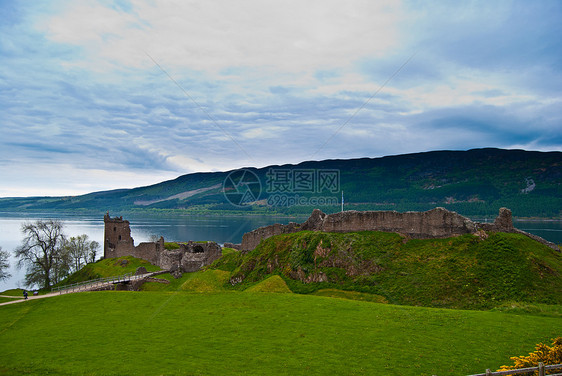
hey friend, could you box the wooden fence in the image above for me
[468,363,562,376]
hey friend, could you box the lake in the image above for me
[1,212,560,291]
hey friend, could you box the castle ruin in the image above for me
[103,213,222,274]
[241,207,560,252]
[104,207,559,272]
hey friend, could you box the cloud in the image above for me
[39,0,404,76]
[0,0,561,196]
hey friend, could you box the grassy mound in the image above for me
[54,256,161,287]
[0,291,560,375]
[180,269,231,292]
[211,231,562,309]
[245,275,292,293]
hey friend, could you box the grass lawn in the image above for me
[0,291,560,376]
[0,297,22,304]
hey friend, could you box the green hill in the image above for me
[53,256,161,287]
[0,148,561,217]
[211,230,562,309]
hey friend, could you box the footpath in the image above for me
[0,292,60,306]
[0,272,157,307]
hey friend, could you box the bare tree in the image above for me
[64,235,87,272]
[0,246,11,281]
[64,235,100,272]
[14,220,67,289]
[86,240,100,264]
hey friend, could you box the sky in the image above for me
[1,0,561,197]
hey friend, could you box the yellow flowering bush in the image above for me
[498,337,562,375]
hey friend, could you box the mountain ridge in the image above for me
[1,148,561,217]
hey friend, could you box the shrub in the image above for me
[498,337,562,374]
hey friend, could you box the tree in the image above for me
[63,235,100,272]
[0,246,11,281]
[86,240,100,264]
[14,220,67,289]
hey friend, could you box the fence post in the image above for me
[485,369,492,376]
[538,362,545,376]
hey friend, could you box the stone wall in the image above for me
[157,241,222,273]
[103,213,222,273]
[241,222,302,252]
[131,240,164,266]
[240,207,546,252]
[181,241,222,272]
[321,208,478,237]
[479,207,514,232]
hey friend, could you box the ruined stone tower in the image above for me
[104,213,134,258]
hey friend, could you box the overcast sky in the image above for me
[1,0,561,197]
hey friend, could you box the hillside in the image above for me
[52,256,162,287]
[210,230,562,309]
[0,148,561,217]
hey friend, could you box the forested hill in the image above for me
[1,148,561,218]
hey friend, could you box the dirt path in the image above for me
[0,272,158,307]
[0,292,60,306]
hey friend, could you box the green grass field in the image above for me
[0,297,21,304]
[0,291,560,376]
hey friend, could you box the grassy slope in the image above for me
[54,256,162,287]
[140,272,192,291]
[0,291,560,376]
[180,269,231,292]
[141,269,233,293]
[212,231,562,309]
[244,275,292,293]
